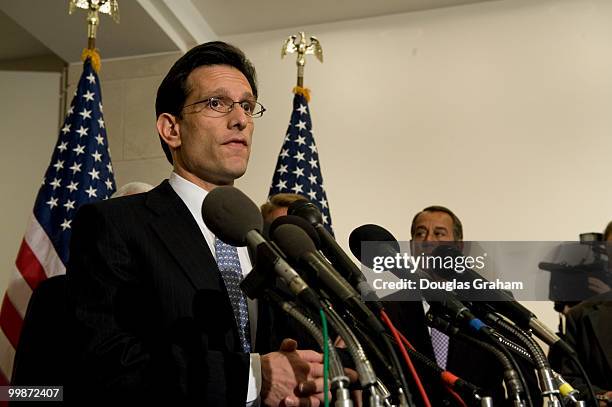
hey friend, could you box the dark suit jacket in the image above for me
[66,180,285,405]
[382,300,506,406]
[558,292,612,398]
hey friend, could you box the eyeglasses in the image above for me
[183,96,266,118]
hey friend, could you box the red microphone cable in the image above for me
[380,309,432,407]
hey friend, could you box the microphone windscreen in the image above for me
[349,224,401,267]
[269,215,321,248]
[431,243,462,258]
[272,223,317,261]
[201,186,263,246]
[288,199,323,225]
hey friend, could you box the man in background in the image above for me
[261,193,306,238]
[383,205,505,406]
[111,181,153,198]
[558,221,612,406]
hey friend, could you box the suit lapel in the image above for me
[146,180,222,292]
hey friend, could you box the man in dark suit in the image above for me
[382,206,505,406]
[67,42,326,406]
[556,223,612,406]
[560,292,612,406]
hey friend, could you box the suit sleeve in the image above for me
[66,203,250,404]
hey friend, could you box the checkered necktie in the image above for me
[215,237,251,353]
[430,327,449,369]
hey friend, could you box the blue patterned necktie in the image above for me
[214,237,251,353]
[430,327,449,370]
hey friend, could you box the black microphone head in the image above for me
[272,223,317,261]
[288,199,323,226]
[431,242,463,258]
[201,186,263,246]
[269,215,321,249]
[349,224,400,268]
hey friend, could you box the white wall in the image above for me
[0,70,60,294]
[228,0,612,242]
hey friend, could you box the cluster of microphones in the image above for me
[201,186,598,407]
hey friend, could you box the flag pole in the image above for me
[270,33,334,233]
[281,32,323,101]
[68,0,120,72]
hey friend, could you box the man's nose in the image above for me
[227,105,249,130]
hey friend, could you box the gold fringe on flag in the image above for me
[293,86,311,102]
[81,48,101,73]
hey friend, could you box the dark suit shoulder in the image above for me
[72,181,172,234]
[567,292,612,320]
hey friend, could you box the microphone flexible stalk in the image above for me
[264,289,352,406]
[426,311,532,407]
[320,298,386,407]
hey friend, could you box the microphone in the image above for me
[349,224,401,270]
[289,200,369,292]
[348,224,484,331]
[269,214,321,248]
[430,244,576,355]
[271,222,385,334]
[201,186,320,309]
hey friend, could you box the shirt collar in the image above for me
[168,172,216,246]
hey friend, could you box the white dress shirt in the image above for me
[169,172,261,405]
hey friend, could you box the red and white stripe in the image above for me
[0,215,65,384]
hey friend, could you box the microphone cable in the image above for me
[379,310,432,407]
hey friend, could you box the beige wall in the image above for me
[6,0,612,338]
[0,70,60,294]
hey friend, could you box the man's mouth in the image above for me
[223,138,248,148]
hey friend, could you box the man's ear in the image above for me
[157,113,181,149]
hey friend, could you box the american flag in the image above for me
[268,89,333,234]
[0,58,116,384]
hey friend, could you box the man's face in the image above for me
[265,207,288,224]
[174,65,254,188]
[412,211,456,242]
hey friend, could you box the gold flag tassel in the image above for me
[293,86,311,102]
[81,48,101,73]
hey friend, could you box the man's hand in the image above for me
[261,338,325,406]
[588,277,611,295]
[597,390,612,407]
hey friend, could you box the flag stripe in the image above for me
[0,327,15,386]
[6,268,33,319]
[0,296,22,349]
[24,216,65,279]
[14,240,47,291]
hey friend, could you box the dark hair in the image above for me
[410,205,463,241]
[604,221,612,241]
[155,41,258,164]
[260,193,306,222]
